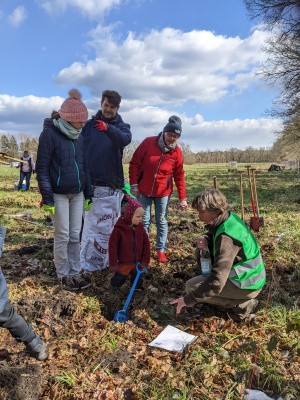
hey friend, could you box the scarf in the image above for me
[158,132,177,154]
[53,118,81,139]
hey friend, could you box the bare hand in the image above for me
[169,297,186,314]
[130,185,139,197]
[178,199,188,210]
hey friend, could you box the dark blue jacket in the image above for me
[83,111,132,188]
[36,118,93,206]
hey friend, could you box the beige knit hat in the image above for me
[58,89,88,122]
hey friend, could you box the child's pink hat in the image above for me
[123,196,143,223]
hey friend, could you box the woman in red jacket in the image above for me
[129,116,188,263]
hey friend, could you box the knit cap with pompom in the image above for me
[58,88,88,122]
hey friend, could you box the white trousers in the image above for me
[52,192,84,278]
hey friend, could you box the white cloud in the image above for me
[38,0,123,18]
[8,6,28,27]
[180,117,283,151]
[0,94,65,131]
[0,94,282,151]
[54,27,271,106]
[120,106,282,150]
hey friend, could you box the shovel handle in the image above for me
[251,169,260,217]
[248,171,257,218]
[239,171,245,221]
[213,176,217,189]
[122,262,147,313]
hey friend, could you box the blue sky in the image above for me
[0,0,282,151]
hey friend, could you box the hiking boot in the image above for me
[230,299,259,322]
[26,336,48,361]
[60,276,80,291]
[74,275,91,290]
[157,251,167,263]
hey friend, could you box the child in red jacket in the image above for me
[108,196,150,288]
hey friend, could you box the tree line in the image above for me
[0,133,39,161]
[0,132,281,165]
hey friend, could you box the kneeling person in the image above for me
[170,189,266,321]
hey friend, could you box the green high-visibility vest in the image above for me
[213,212,266,290]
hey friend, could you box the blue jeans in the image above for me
[139,195,170,252]
[18,171,32,190]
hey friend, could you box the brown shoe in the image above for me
[230,299,259,322]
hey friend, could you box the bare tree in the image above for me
[272,118,300,159]
[122,140,140,163]
[244,0,300,121]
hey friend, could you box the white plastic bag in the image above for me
[80,188,123,272]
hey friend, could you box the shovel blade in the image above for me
[250,216,260,232]
[114,310,128,323]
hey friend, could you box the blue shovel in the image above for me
[114,262,147,323]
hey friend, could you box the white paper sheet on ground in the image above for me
[244,389,283,400]
[148,325,197,352]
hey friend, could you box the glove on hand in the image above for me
[95,120,108,131]
[109,264,119,272]
[43,205,55,215]
[85,199,93,211]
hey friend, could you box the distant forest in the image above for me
[0,132,291,165]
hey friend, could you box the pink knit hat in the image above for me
[123,197,144,223]
[58,89,88,122]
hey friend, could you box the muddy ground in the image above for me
[0,210,299,399]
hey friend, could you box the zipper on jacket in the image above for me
[149,154,163,197]
[71,142,81,193]
[57,167,61,186]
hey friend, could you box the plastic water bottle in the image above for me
[200,246,212,276]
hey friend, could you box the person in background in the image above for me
[0,226,48,361]
[36,89,93,291]
[170,189,266,321]
[80,90,132,272]
[18,150,35,191]
[129,115,188,263]
[108,196,150,289]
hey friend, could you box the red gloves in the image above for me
[95,120,108,131]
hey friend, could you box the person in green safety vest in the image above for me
[170,188,266,321]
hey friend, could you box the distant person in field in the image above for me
[18,150,35,191]
[170,189,266,321]
[36,89,93,292]
[129,115,188,263]
[108,196,150,289]
[0,226,48,361]
[80,90,132,273]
